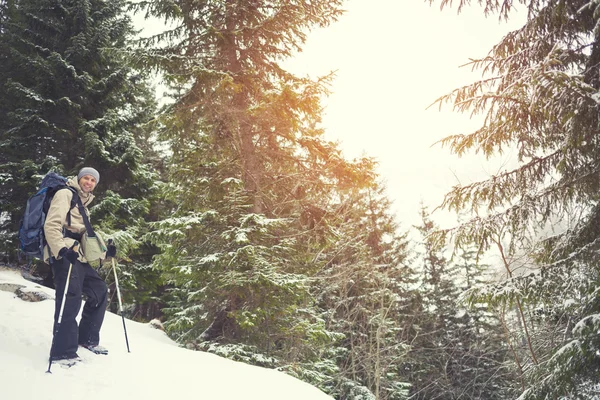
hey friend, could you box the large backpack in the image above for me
[19,172,78,260]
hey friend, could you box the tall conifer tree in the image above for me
[407,206,513,399]
[312,178,415,400]
[429,0,600,397]
[0,0,156,258]
[133,0,348,353]
[133,0,415,397]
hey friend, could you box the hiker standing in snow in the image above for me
[43,167,117,362]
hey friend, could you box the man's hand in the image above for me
[106,239,117,258]
[59,246,79,264]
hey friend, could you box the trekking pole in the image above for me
[111,257,130,353]
[47,242,78,373]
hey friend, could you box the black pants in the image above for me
[51,257,108,358]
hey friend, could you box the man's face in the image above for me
[79,175,97,193]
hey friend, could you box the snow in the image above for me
[0,268,333,400]
[573,313,600,337]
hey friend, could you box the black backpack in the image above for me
[19,172,78,260]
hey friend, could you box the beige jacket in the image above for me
[43,177,94,263]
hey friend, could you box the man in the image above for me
[43,167,116,363]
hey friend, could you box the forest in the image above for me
[1,0,599,398]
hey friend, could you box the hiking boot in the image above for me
[51,353,82,368]
[80,344,108,355]
[51,352,80,361]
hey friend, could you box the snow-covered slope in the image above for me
[0,268,332,400]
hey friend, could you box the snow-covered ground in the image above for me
[0,267,332,400]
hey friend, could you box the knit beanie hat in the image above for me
[77,167,100,184]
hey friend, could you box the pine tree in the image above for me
[0,0,157,259]
[134,0,345,353]
[428,0,600,397]
[408,205,460,399]
[130,2,423,397]
[406,205,513,399]
[456,239,517,399]
[312,179,415,400]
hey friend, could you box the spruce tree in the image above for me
[428,0,600,397]
[407,205,512,399]
[0,0,157,260]
[312,178,415,400]
[133,0,344,349]
[455,238,517,399]
[131,1,420,397]
[408,205,460,399]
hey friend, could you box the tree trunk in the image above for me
[224,0,262,214]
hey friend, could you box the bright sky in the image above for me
[0,268,333,400]
[284,0,525,230]
[133,1,525,230]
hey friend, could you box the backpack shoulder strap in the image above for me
[54,186,78,226]
[68,187,78,210]
[76,196,96,238]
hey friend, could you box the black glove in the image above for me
[59,246,79,264]
[106,239,117,258]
